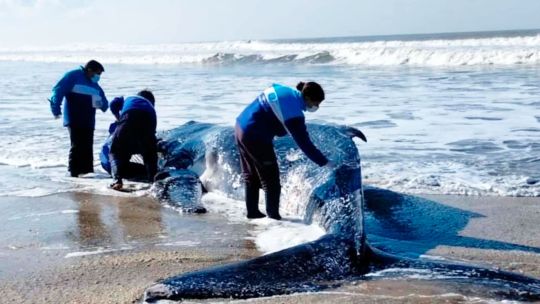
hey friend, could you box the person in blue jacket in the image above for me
[49,60,108,177]
[108,90,158,190]
[99,96,147,181]
[235,82,334,220]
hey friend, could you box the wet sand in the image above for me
[1,193,539,303]
[0,193,261,303]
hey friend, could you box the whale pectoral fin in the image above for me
[344,126,367,142]
[144,235,358,302]
[151,170,206,214]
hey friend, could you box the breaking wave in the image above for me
[1,32,540,66]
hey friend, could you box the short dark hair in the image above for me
[137,90,155,105]
[85,60,105,73]
[296,81,325,102]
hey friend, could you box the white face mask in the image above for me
[306,105,319,113]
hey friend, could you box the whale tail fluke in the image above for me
[366,244,540,301]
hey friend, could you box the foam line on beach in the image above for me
[155,241,200,247]
[366,267,469,280]
[202,192,326,254]
[8,209,79,220]
[64,247,132,258]
[251,220,326,254]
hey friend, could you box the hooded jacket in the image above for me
[50,67,108,128]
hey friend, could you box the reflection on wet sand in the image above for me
[116,195,163,243]
[68,192,164,249]
[71,192,112,248]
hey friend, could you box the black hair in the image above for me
[296,81,325,102]
[84,60,105,73]
[137,90,155,105]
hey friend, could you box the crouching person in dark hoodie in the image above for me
[99,99,146,182]
[108,90,158,190]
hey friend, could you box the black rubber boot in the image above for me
[245,183,265,219]
[265,186,281,220]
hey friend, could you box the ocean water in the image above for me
[0,29,539,200]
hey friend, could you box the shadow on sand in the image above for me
[364,186,540,258]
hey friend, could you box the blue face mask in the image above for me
[91,74,100,83]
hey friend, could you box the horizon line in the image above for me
[4,27,540,48]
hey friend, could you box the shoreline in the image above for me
[1,192,539,303]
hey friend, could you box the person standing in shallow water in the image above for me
[235,82,334,220]
[49,60,108,177]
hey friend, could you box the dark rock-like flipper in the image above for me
[151,169,206,213]
[144,235,358,302]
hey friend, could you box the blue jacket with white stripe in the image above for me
[236,83,328,166]
[49,67,108,129]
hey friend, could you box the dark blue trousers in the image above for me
[68,127,94,176]
[235,125,281,219]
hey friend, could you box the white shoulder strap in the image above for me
[262,86,291,135]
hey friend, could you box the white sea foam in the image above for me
[363,160,540,197]
[199,290,501,303]
[1,36,539,198]
[155,241,200,247]
[201,192,245,221]
[40,245,70,250]
[254,221,325,254]
[366,267,468,280]
[0,34,539,66]
[202,191,325,254]
[64,246,132,258]
[419,254,449,261]
[8,209,78,221]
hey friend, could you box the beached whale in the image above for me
[145,121,540,302]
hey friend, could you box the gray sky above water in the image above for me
[1,0,539,46]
